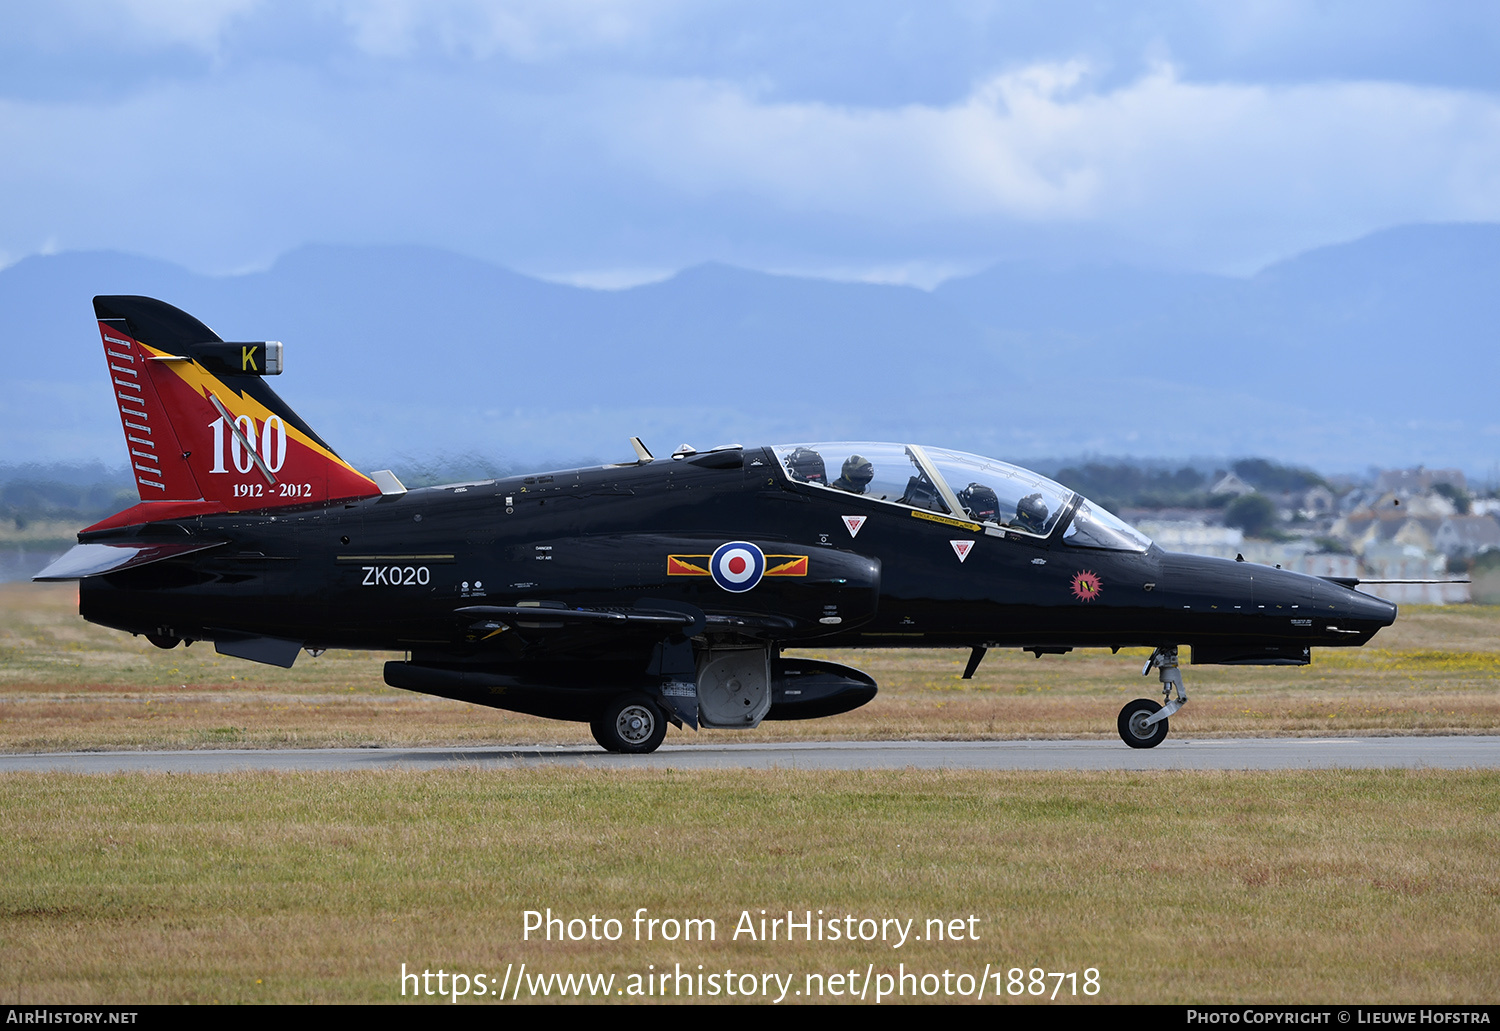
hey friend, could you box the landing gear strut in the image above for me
[1117,646,1187,749]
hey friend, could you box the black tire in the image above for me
[1118,698,1168,749]
[591,695,668,754]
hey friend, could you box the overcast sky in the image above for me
[4,1,1500,287]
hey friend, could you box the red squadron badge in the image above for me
[1070,570,1102,602]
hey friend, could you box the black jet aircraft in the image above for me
[37,296,1399,753]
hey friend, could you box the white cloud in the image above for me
[599,62,1500,266]
[336,0,673,61]
[533,266,677,290]
[3,46,1500,276]
[764,261,982,291]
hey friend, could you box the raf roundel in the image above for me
[710,541,766,593]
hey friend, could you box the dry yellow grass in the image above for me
[2,583,1497,751]
[1,767,1495,1004]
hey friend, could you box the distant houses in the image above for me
[1207,472,1254,498]
[1376,467,1467,494]
[1127,464,1493,605]
[1433,515,1500,561]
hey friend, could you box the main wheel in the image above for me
[1118,698,1168,749]
[590,695,668,754]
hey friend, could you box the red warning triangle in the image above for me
[950,540,974,563]
[842,515,866,538]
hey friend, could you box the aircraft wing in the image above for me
[454,604,797,635]
[454,605,696,629]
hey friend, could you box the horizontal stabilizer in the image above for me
[33,540,225,581]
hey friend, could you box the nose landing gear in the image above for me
[1117,646,1187,749]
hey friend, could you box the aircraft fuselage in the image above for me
[79,446,1394,675]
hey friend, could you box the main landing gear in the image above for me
[1117,646,1187,749]
[591,694,669,754]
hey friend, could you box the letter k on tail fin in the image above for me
[92,296,379,526]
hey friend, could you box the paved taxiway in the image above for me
[1,736,1495,773]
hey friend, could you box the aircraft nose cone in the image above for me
[1347,587,1398,626]
[1311,578,1398,635]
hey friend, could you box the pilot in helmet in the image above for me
[957,482,999,522]
[832,454,874,494]
[785,447,828,485]
[1015,492,1049,533]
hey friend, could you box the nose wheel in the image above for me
[1117,646,1187,748]
[1118,698,1169,748]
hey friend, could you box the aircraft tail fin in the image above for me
[92,296,379,520]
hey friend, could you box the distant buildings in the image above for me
[1207,472,1254,498]
[1131,464,1492,605]
[1376,467,1467,493]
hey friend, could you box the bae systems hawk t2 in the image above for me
[37,296,1399,752]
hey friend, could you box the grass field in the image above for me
[1,583,1496,1005]
[2,768,1497,1004]
[2,583,1498,751]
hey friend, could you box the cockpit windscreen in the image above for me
[1063,501,1153,552]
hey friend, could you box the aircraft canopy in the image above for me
[773,442,1152,552]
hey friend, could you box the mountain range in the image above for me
[5,223,1498,480]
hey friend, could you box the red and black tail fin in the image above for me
[91,295,379,527]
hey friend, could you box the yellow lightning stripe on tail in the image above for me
[141,341,370,479]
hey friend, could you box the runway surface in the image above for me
[1,735,1496,773]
